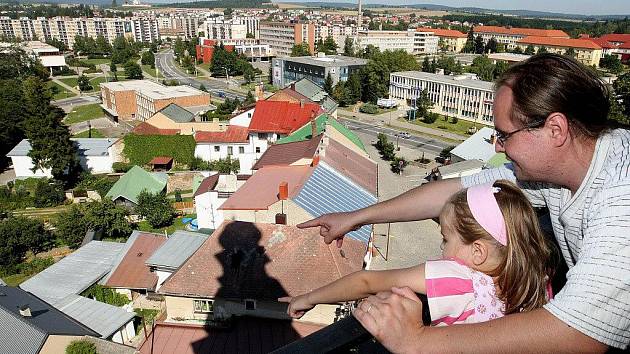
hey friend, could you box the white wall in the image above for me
[195,191,228,230]
[194,142,255,174]
[82,155,114,174]
[229,108,255,127]
[155,270,173,291]
[11,156,52,178]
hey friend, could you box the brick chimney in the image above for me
[278,182,288,200]
[312,155,320,167]
[490,132,496,145]
[290,82,296,91]
[310,117,317,139]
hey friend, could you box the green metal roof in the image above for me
[159,103,194,123]
[191,175,204,196]
[275,114,366,152]
[105,165,167,204]
[487,153,510,168]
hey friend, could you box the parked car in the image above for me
[395,132,411,139]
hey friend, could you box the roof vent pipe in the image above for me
[19,305,32,317]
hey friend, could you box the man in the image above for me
[299,54,629,352]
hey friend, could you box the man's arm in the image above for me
[355,289,608,354]
[298,178,462,245]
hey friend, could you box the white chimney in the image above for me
[19,305,32,317]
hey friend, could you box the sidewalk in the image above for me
[338,109,466,143]
[52,77,79,95]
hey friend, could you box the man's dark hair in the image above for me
[496,53,610,138]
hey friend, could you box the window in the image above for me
[238,146,245,154]
[214,146,220,152]
[193,299,214,313]
[245,299,257,310]
[255,147,261,153]
[228,146,233,155]
[257,133,267,139]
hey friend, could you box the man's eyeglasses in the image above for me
[495,119,546,145]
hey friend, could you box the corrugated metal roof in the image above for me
[158,103,194,123]
[293,162,376,244]
[0,286,97,337]
[7,138,115,157]
[450,127,497,162]
[145,230,209,270]
[0,306,46,354]
[21,241,125,303]
[55,294,135,338]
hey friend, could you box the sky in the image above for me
[280,0,630,16]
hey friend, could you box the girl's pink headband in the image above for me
[466,183,508,246]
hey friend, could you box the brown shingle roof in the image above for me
[252,135,322,170]
[158,221,365,299]
[139,319,324,354]
[105,233,166,291]
[219,165,313,210]
[132,122,180,135]
[194,126,249,143]
[517,36,602,49]
[321,139,377,195]
[149,156,173,165]
[193,174,220,198]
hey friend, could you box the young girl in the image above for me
[280,180,553,325]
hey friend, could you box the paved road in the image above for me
[340,118,450,155]
[155,51,245,101]
[53,95,101,112]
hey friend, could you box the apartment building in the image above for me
[100,80,211,121]
[473,26,569,50]
[355,30,415,54]
[201,18,247,40]
[157,15,200,39]
[515,36,602,66]
[416,27,467,52]
[233,16,260,38]
[259,22,315,57]
[389,71,495,125]
[412,30,439,54]
[131,17,160,43]
[272,54,368,88]
[315,23,356,49]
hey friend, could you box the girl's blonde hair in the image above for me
[447,179,552,314]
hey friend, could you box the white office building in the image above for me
[412,30,439,54]
[356,30,415,54]
[389,71,495,125]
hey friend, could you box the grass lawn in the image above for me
[399,116,480,138]
[2,272,35,287]
[48,81,77,100]
[137,214,196,235]
[84,58,111,66]
[142,65,162,78]
[73,128,105,138]
[59,76,114,93]
[64,103,106,125]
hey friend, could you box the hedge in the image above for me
[123,134,196,166]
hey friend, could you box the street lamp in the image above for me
[224,67,229,85]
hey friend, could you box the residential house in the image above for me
[139,317,323,354]
[228,107,256,128]
[416,27,467,52]
[8,139,116,179]
[105,166,167,208]
[102,231,167,300]
[145,230,210,291]
[515,36,602,66]
[193,174,238,230]
[141,103,222,135]
[20,241,137,344]
[194,126,256,174]
[268,78,338,117]
[157,221,365,325]
[0,285,98,354]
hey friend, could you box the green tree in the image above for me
[422,56,431,73]
[66,339,97,354]
[54,205,88,249]
[512,46,524,54]
[22,77,78,182]
[291,43,311,57]
[0,216,52,269]
[77,75,92,91]
[537,46,548,54]
[211,156,239,174]
[109,61,117,73]
[33,179,65,208]
[332,81,350,106]
[474,35,485,54]
[95,35,112,54]
[244,90,256,106]
[524,44,536,55]
[608,90,629,125]
[390,156,408,174]
[485,37,498,54]
[322,36,338,55]
[463,27,474,53]
[346,72,362,104]
[323,73,334,95]
[343,37,355,57]
[141,50,155,67]
[613,72,630,121]
[82,199,133,239]
[199,84,207,92]
[470,55,494,82]
[493,60,509,80]
[136,191,175,228]
[600,54,624,74]
[416,89,434,119]
[564,47,576,58]
[124,60,143,79]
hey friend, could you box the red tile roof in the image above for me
[517,36,602,50]
[139,320,324,354]
[619,42,630,50]
[321,139,377,195]
[194,126,249,143]
[132,122,180,136]
[587,37,615,49]
[252,136,322,170]
[149,156,173,165]
[158,221,365,299]
[600,33,630,44]
[219,165,313,210]
[416,27,466,38]
[473,26,569,38]
[248,101,323,134]
[193,174,220,198]
[105,233,166,291]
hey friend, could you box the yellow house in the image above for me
[416,27,467,52]
[516,36,603,67]
[144,103,225,135]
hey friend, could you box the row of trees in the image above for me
[210,44,259,82]
[374,133,408,174]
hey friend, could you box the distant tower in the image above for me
[357,0,362,31]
